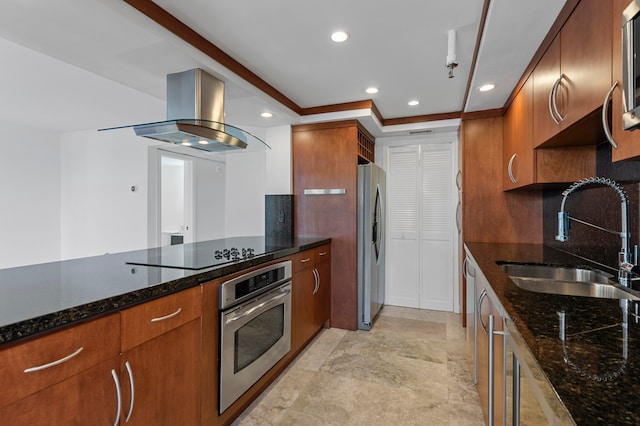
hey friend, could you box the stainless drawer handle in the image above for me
[319,251,327,256]
[150,307,182,322]
[24,347,84,373]
[300,258,311,263]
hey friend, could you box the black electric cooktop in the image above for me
[125,236,292,270]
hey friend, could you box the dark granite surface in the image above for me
[466,242,640,426]
[0,236,329,346]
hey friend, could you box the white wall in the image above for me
[60,128,157,259]
[225,125,292,237]
[0,118,293,268]
[0,122,62,268]
[194,157,226,241]
[265,125,292,194]
[225,150,267,236]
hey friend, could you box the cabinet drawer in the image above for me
[292,250,315,273]
[292,245,331,273]
[0,313,120,408]
[121,286,202,352]
[316,244,331,263]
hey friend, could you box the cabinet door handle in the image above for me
[513,354,521,425]
[111,369,122,426]
[488,315,495,426]
[150,307,182,322]
[602,81,619,149]
[462,257,468,280]
[478,289,488,335]
[507,153,517,184]
[125,361,135,422]
[23,347,84,373]
[549,75,565,124]
[312,268,320,294]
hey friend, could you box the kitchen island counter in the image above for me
[0,236,329,345]
[466,242,640,426]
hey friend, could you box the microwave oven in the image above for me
[623,0,640,130]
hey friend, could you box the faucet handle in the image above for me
[556,212,570,242]
[621,262,640,276]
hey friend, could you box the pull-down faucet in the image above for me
[556,177,634,287]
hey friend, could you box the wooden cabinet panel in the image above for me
[0,357,121,426]
[461,117,542,244]
[293,121,361,330]
[121,319,201,425]
[476,279,505,426]
[532,35,562,146]
[532,0,612,148]
[121,286,202,352]
[0,313,120,408]
[612,0,640,161]
[535,146,596,183]
[292,266,316,352]
[504,77,535,190]
[201,279,220,426]
[292,245,331,352]
[560,0,612,127]
[314,252,331,330]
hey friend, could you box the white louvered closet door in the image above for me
[387,143,454,311]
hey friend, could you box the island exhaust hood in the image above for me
[100,68,269,152]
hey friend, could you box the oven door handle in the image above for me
[225,286,291,324]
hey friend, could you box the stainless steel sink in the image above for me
[499,263,640,300]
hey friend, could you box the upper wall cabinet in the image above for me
[503,77,534,190]
[532,0,612,148]
[612,0,640,161]
[503,74,597,192]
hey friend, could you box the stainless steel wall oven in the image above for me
[218,261,292,414]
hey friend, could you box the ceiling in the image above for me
[0,0,567,137]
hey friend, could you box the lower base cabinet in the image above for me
[292,245,331,353]
[120,319,201,425]
[0,356,121,425]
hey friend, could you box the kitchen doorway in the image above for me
[160,153,194,246]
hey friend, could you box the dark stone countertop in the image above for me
[0,236,330,346]
[465,242,640,426]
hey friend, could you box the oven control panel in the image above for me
[219,260,292,310]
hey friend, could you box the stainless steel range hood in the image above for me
[100,69,269,152]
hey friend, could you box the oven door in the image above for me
[219,282,291,414]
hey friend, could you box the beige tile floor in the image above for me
[233,306,485,425]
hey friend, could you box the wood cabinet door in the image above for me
[0,357,121,426]
[121,319,201,426]
[293,122,359,331]
[314,259,331,330]
[292,267,316,352]
[475,282,504,426]
[560,0,612,129]
[503,77,534,190]
[532,35,562,147]
[612,0,640,161]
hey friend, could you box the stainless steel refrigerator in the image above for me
[357,163,386,330]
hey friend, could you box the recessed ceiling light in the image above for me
[331,31,349,43]
[181,141,192,146]
[261,112,274,118]
[198,140,209,145]
[366,87,379,94]
[478,84,495,92]
[408,100,420,106]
